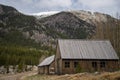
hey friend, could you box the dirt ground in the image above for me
[0,71,37,80]
[24,71,120,80]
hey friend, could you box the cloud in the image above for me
[0,0,119,16]
[76,0,120,16]
[36,0,72,9]
[77,0,117,8]
[21,0,33,4]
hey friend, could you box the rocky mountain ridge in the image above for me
[39,12,96,39]
[0,4,95,46]
[0,4,119,56]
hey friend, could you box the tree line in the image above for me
[0,45,55,73]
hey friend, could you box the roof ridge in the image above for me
[58,39,110,41]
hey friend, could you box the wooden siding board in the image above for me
[61,59,119,74]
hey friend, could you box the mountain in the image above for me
[0,4,120,51]
[0,4,18,14]
[0,4,43,47]
[0,4,119,67]
[70,10,109,23]
[0,4,96,47]
[69,10,120,54]
[39,11,95,39]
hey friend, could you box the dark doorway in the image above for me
[92,62,97,71]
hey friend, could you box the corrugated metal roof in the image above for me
[38,55,55,67]
[58,39,119,59]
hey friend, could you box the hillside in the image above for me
[39,12,95,39]
[0,4,120,70]
[70,10,120,56]
[0,4,96,47]
[36,10,120,56]
[0,4,55,71]
[0,4,43,47]
[0,4,96,70]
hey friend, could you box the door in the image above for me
[92,62,97,71]
[57,59,60,74]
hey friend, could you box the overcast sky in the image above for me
[0,0,120,16]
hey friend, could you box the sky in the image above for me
[0,0,120,16]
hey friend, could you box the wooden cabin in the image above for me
[38,55,55,74]
[55,39,119,74]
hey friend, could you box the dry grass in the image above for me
[1,71,119,80]
[0,71,37,80]
[24,71,120,80]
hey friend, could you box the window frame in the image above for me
[74,61,79,68]
[100,61,105,68]
[64,61,70,68]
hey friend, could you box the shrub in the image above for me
[75,64,82,73]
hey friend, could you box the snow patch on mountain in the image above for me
[31,11,60,19]
[32,11,60,16]
[70,10,108,24]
